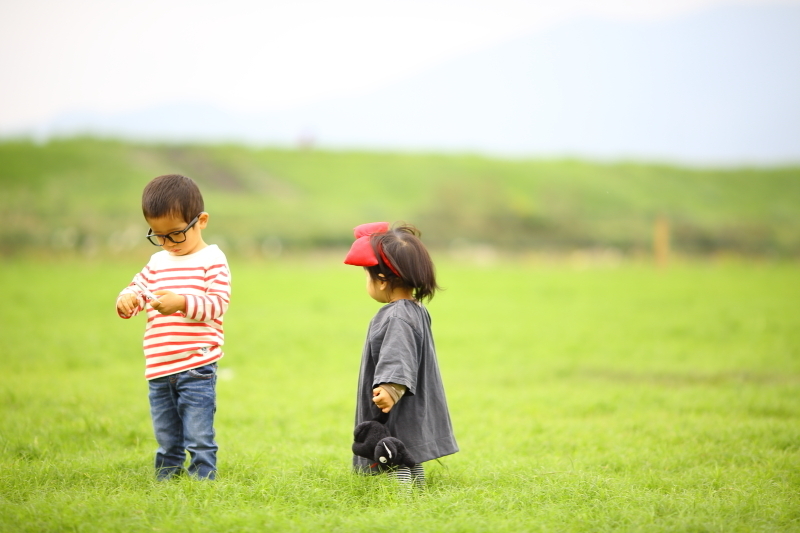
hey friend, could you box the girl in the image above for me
[344,222,458,488]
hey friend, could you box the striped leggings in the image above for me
[389,464,425,491]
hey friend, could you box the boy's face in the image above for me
[146,212,208,256]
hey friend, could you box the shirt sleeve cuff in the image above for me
[379,382,407,404]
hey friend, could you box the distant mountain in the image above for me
[31,3,800,165]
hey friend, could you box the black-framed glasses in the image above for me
[146,214,201,246]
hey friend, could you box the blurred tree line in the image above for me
[1,137,798,258]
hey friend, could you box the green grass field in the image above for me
[1,257,798,532]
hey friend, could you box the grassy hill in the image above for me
[1,137,798,257]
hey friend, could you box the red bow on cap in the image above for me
[344,222,401,276]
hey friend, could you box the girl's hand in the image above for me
[116,293,140,317]
[150,290,186,315]
[372,386,395,413]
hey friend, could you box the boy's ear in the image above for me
[197,212,209,229]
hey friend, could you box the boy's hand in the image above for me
[116,292,140,317]
[150,290,186,315]
[372,386,395,413]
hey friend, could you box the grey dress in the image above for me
[353,299,458,472]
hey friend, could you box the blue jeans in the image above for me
[148,363,218,480]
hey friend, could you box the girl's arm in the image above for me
[373,383,407,413]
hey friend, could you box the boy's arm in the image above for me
[116,272,148,319]
[182,263,231,322]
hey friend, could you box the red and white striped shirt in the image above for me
[117,244,231,380]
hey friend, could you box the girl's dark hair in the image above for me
[366,223,440,303]
[142,174,204,223]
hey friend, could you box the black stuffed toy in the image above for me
[352,418,416,469]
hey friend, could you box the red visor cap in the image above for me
[343,222,390,267]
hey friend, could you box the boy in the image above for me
[116,174,231,480]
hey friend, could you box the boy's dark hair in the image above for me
[366,223,440,303]
[142,174,204,223]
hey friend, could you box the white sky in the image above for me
[0,0,797,131]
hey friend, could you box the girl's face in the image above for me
[365,270,388,303]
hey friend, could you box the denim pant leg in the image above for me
[174,364,218,479]
[148,376,186,480]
